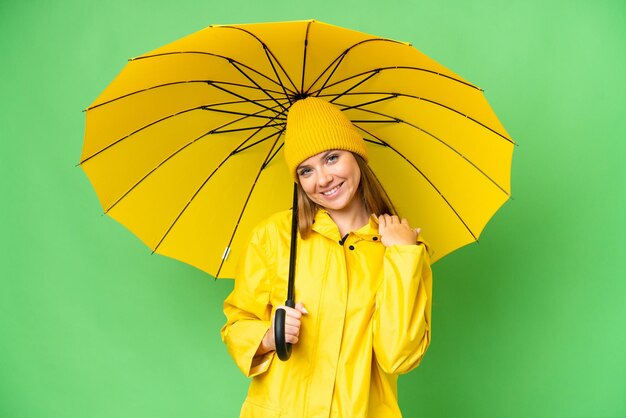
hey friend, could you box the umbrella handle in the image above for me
[274,299,295,361]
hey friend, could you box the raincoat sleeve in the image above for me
[221,224,276,378]
[372,240,432,374]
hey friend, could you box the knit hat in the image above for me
[284,97,368,178]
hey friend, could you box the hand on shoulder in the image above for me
[377,214,420,247]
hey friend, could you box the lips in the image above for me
[321,182,343,197]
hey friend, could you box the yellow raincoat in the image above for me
[222,209,432,417]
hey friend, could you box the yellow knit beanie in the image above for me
[284,97,368,178]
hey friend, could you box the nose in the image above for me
[317,168,333,187]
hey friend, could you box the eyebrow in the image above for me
[321,150,337,159]
[296,150,339,171]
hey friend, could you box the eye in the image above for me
[326,153,339,164]
[298,167,312,177]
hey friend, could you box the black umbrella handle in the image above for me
[274,299,295,361]
[275,184,299,361]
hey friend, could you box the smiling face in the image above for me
[296,150,364,216]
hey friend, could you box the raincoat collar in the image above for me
[311,210,432,252]
[311,209,381,243]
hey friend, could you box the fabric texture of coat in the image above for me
[222,209,432,417]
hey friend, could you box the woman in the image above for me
[222,97,432,417]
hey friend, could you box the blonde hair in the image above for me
[296,154,397,238]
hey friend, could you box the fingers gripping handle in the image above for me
[274,309,290,361]
[274,299,295,361]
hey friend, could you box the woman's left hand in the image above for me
[377,214,420,247]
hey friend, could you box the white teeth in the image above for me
[322,184,341,196]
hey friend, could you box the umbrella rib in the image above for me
[314,66,482,101]
[262,46,293,105]
[260,107,289,167]
[338,94,398,111]
[306,50,348,97]
[86,80,285,111]
[358,125,479,241]
[201,96,289,121]
[210,123,284,135]
[131,51,296,95]
[264,138,286,169]
[149,105,289,253]
[233,105,286,167]
[214,131,285,278]
[214,25,300,94]
[321,91,514,144]
[306,38,405,96]
[226,102,287,152]
[328,71,380,104]
[102,106,287,214]
[231,104,289,154]
[408,96,513,144]
[228,60,289,112]
[300,21,313,95]
[334,99,511,196]
[360,117,509,196]
[233,129,284,155]
[261,46,299,95]
[80,101,280,165]
[206,81,286,116]
[200,106,283,120]
[81,106,205,165]
[152,116,286,254]
[105,132,208,214]
[306,37,480,95]
[82,91,290,165]
[363,137,388,146]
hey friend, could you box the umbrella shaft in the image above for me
[287,183,298,302]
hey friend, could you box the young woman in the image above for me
[222,97,432,417]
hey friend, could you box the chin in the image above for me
[319,197,351,212]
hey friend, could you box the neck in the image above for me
[325,202,369,237]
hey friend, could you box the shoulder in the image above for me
[248,210,293,244]
[253,210,292,232]
[239,211,293,270]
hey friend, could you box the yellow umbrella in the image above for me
[81,19,514,280]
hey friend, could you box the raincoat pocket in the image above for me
[240,399,282,418]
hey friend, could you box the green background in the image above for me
[1,0,624,417]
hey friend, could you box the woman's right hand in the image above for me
[258,302,308,355]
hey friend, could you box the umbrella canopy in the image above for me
[81,19,514,279]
